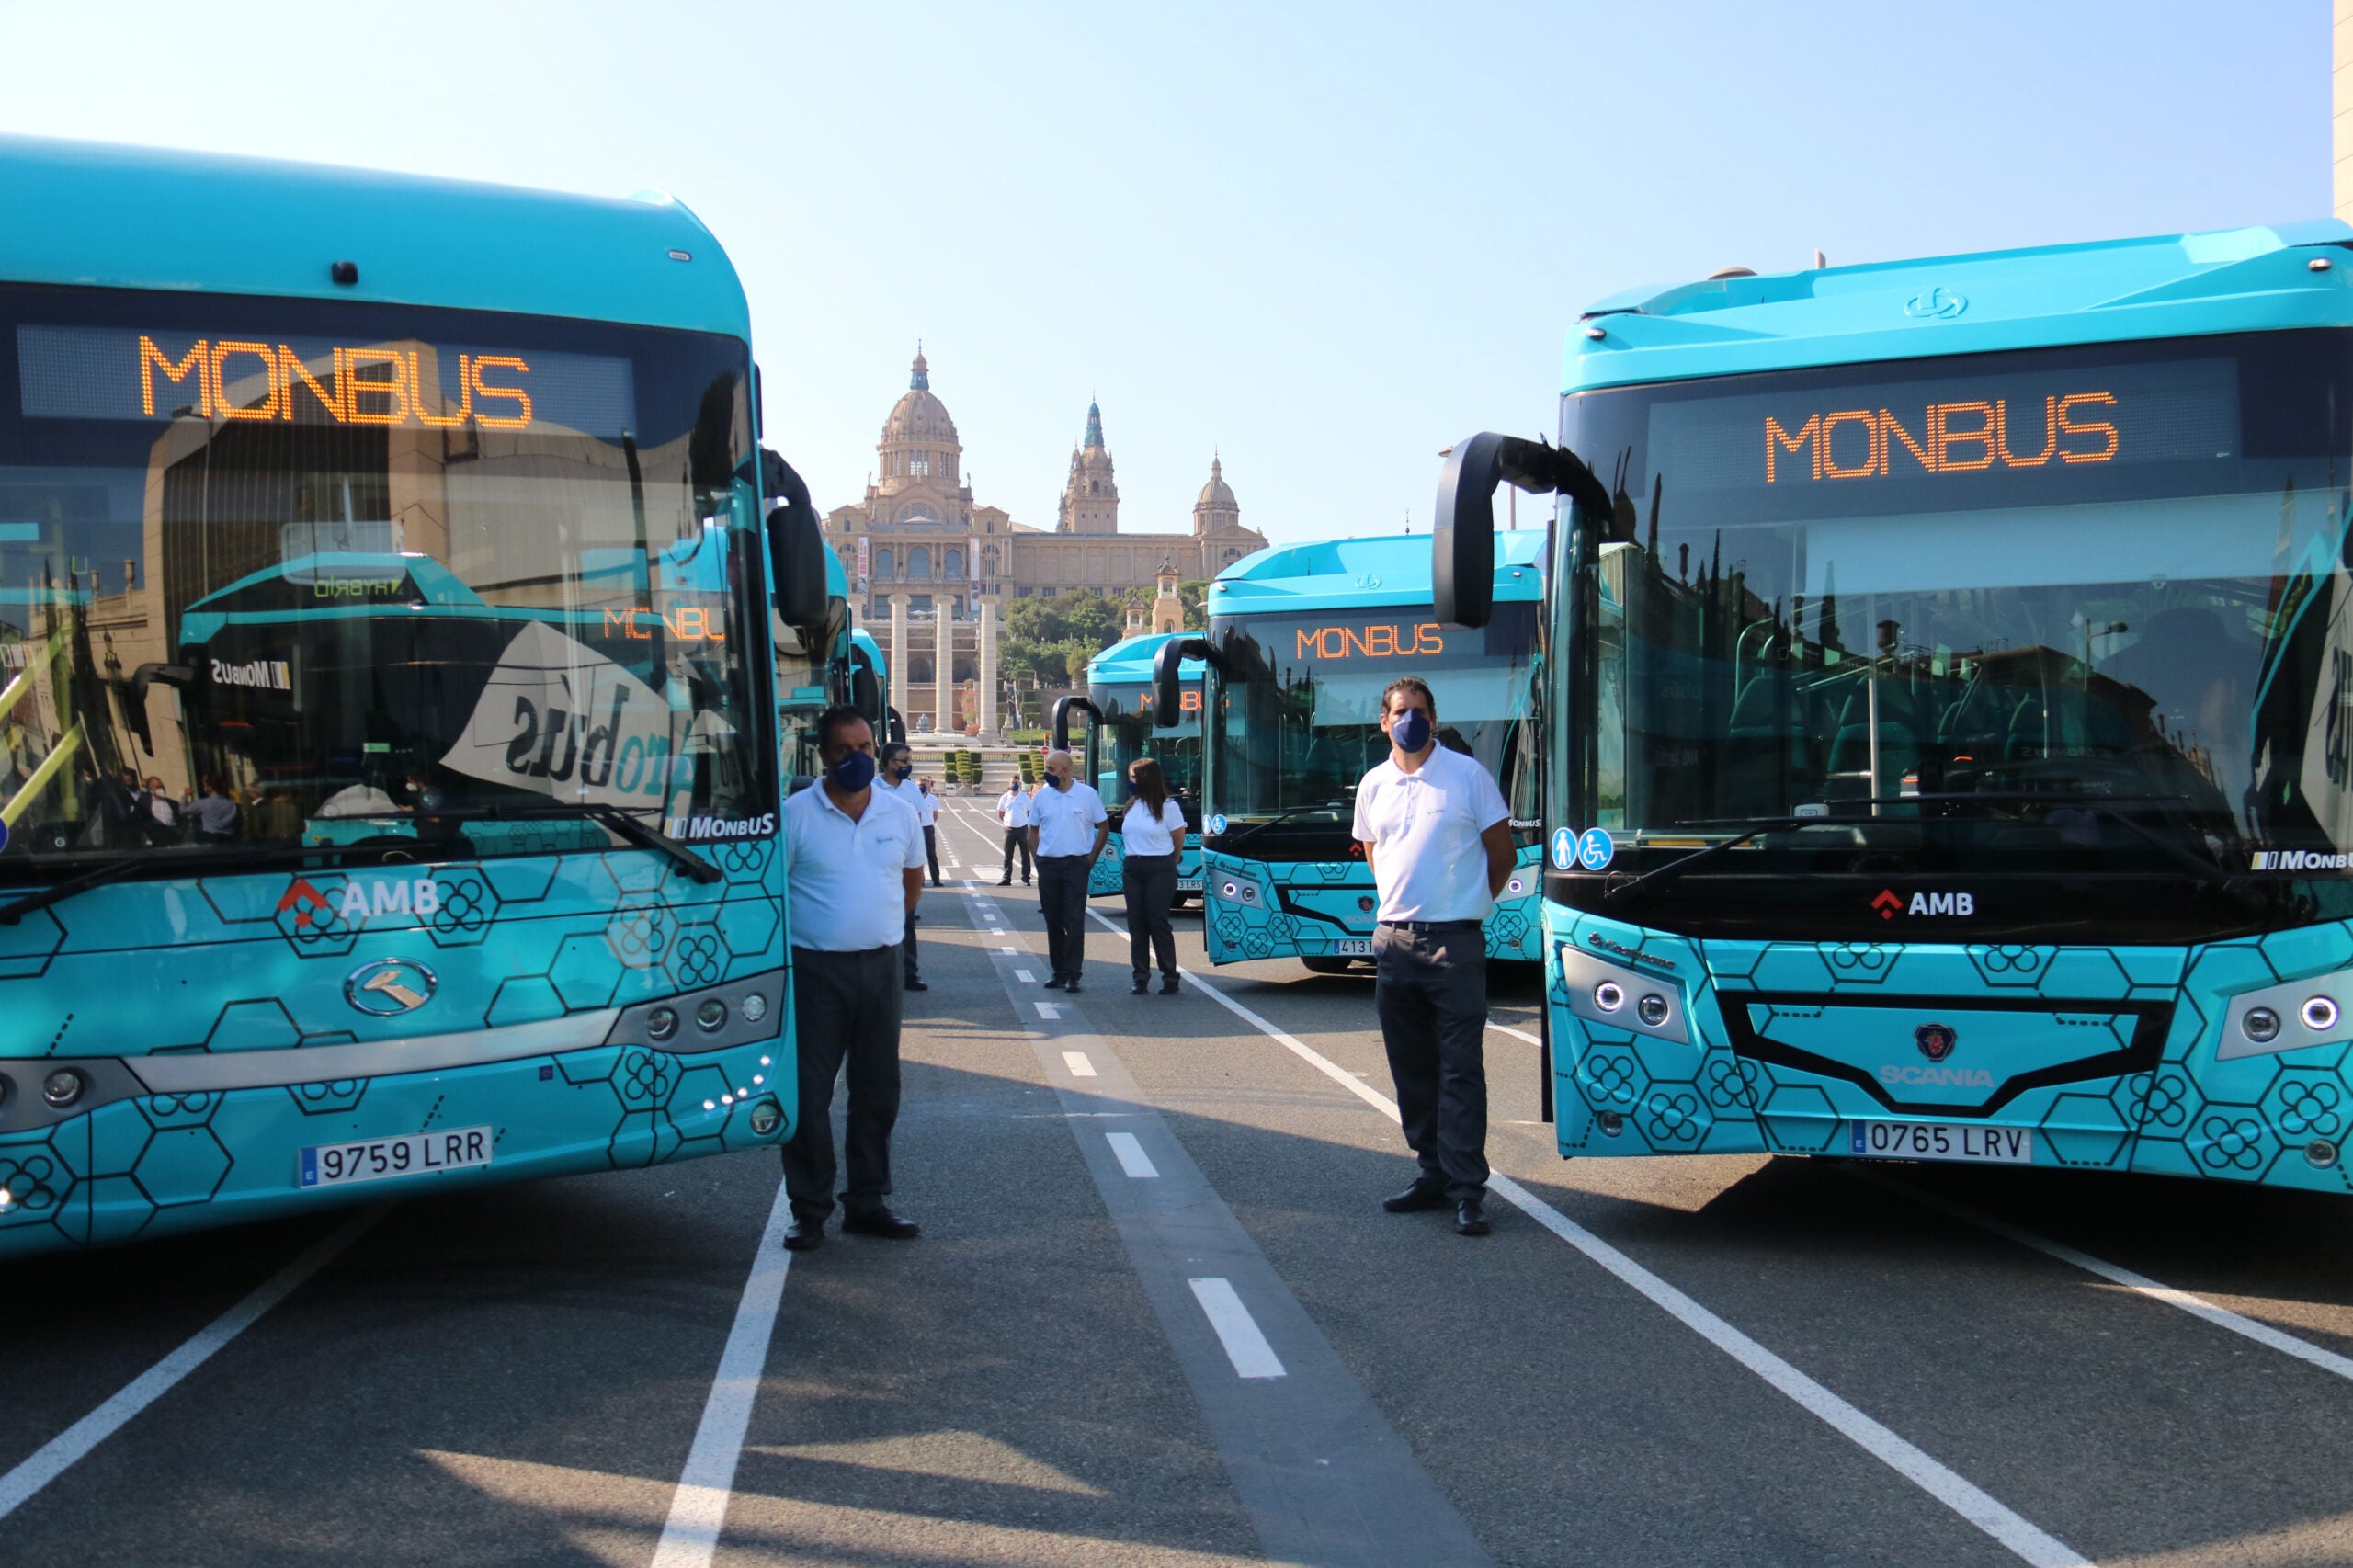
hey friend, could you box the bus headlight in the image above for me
[696,998,728,1032]
[1594,982,1625,1012]
[2302,996,2339,1033]
[743,993,769,1025]
[2242,1006,2282,1044]
[1637,994,1671,1027]
[42,1070,84,1109]
[749,1099,783,1136]
[646,1006,679,1040]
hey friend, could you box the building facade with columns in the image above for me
[820,352,1266,735]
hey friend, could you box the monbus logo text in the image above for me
[2252,850,2353,871]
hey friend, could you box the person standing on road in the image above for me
[916,777,943,886]
[1354,676,1515,1238]
[996,778,1033,885]
[779,705,927,1252]
[1029,749,1108,993]
[879,742,928,992]
[1120,757,1187,995]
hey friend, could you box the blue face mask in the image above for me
[1389,707,1433,755]
[827,750,878,792]
[891,762,913,782]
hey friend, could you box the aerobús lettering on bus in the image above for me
[1765,393,2119,482]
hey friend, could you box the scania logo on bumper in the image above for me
[345,958,438,1016]
[1915,1022,1959,1062]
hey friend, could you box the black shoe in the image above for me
[998,878,1012,886]
[782,1216,825,1251]
[1455,1197,1491,1237]
[904,979,928,992]
[1382,1177,1449,1213]
[1043,976,1067,990]
[841,1207,920,1239]
[1064,980,1083,994]
[1131,978,1150,995]
[1159,975,1179,994]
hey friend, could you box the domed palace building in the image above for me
[821,350,1266,736]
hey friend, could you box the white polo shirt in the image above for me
[1351,744,1511,924]
[915,790,939,827]
[1120,798,1188,857]
[783,781,927,951]
[997,788,1032,829]
[881,775,925,815]
[1031,779,1108,857]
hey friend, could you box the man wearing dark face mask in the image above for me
[1353,677,1515,1237]
[779,706,929,1250]
[879,742,928,991]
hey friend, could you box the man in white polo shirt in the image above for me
[1027,749,1108,993]
[1353,676,1514,1237]
[995,779,1033,886]
[779,706,929,1251]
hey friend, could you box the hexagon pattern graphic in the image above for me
[0,838,790,1256]
[1542,912,2353,1193]
[1199,845,1543,966]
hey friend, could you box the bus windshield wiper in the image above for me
[437,801,722,884]
[1217,800,1352,848]
[0,841,414,927]
[1599,818,1819,904]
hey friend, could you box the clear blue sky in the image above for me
[0,1,2327,549]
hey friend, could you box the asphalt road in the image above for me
[2,794,2351,1566]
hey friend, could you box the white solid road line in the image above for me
[0,1199,389,1525]
[1862,1170,2353,1386]
[1106,1131,1161,1178]
[1014,969,1035,983]
[1486,1019,1540,1046]
[1133,915,2089,1568]
[648,1175,798,1568]
[1061,1049,1093,1074]
[1188,1278,1288,1379]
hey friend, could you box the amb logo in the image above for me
[1871,889,1976,920]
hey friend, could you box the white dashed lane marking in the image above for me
[1188,1278,1287,1380]
[1105,1131,1160,1178]
[1059,1048,1092,1074]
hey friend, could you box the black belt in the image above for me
[1378,919,1482,932]
[1038,853,1088,861]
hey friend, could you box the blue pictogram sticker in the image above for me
[1575,827,1615,870]
[1550,826,1576,869]
[1208,813,1228,835]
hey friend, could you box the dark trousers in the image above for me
[1373,922,1490,1199]
[923,825,941,885]
[1038,855,1091,981]
[1122,853,1178,980]
[1002,828,1032,881]
[781,944,904,1221]
[903,906,920,983]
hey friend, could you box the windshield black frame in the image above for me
[0,284,773,878]
[1550,329,2353,941]
[1085,680,1204,829]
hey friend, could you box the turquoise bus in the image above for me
[1051,631,1205,900]
[1158,533,1544,972]
[0,137,827,1253]
[1435,222,2353,1189]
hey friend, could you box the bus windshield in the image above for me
[1211,603,1537,833]
[0,285,772,871]
[1556,329,2353,935]
[1087,682,1203,827]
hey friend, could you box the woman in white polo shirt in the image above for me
[1120,757,1188,994]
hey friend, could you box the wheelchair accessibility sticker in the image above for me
[1575,828,1615,870]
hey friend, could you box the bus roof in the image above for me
[0,135,748,338]
[1568,220,2353,392]
[1208,528,1544,618]
[1088,631,1204,687]
[850,627,886,675]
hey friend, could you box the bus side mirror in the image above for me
[763,449,828,631]
[1434,432,1612,629]
[851,663,881,723]
[125,662,197,756]
[1153,637,1219,729]
[885,706,907,745]
[1051,696,1100,753]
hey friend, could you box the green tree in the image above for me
[1177,580,1211,631]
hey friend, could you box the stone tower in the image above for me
[1152,559,1185,634]
[1058,400,1120,533]
[1192,452,1239,536]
